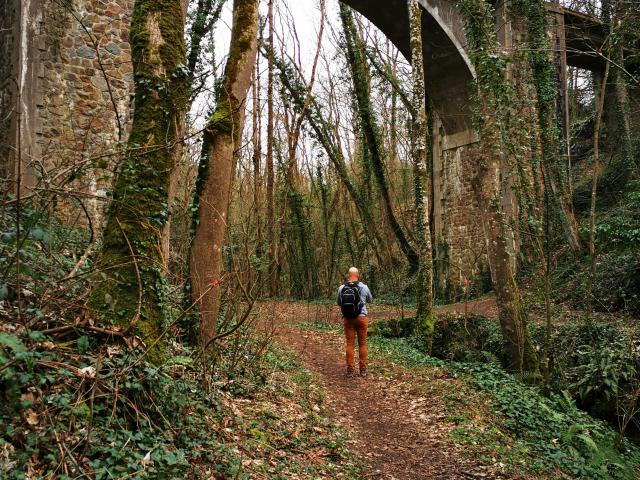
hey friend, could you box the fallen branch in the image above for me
[37,324,126,338]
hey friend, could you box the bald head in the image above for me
[347,267,360,282]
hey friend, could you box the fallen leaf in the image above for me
[79,366,96,378]
[106,345,121,357]
[25,409,39,426]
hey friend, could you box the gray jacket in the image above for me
[336,282,373,316]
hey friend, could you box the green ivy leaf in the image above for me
[0,332,26,353]
[77,335,89,354]
[30,227,50,244]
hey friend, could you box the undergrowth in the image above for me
[558,178,640,316]
[370,336,640,479]
[0,327,358,479]
[300,320,640,478]
[0,202,358,479]
[372,312,640,438]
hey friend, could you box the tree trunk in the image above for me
[408,0,435,352]
[86,0,188,364]
[460,0,539,374]
[190,0,259,349]
[603,0,632,161]
[587,59,611,317]
[523,0,582,255]
[472,149,539,373]
[252,65,261,224]
[186,0,225,85]
[340,4,419,273]
[266,0,277,297]
[251,63,263,292]
[162,0,226,271]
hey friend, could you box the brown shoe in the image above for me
[345,370,356,378]
[359,370,368,377]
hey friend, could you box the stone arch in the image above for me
[342,0,475,139]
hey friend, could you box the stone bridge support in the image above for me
[0,0,133,230]
[546,3,571,164]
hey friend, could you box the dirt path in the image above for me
[265,302,496,480]
[435,296,498,318]
[275,295,500,323]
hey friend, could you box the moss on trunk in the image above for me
[408,0,436,353]
[86,0,188,363]
[512,0,583,255]
[457,0,539,375]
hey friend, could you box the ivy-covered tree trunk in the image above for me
[266,0,277,297]
[601,0,632,164]
[587,55,611,317]
[459,0,539,374]
[86,0,188,363]
[408,0,435,353]
[160,0,225,271]
[473,156,539,372]
[339,4,420,273]
[520,0,582,255]
[190,0,259,349]
[186,0,225,84]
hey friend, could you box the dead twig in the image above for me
[37,324,126,337]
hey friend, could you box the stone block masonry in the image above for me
[36,0,134,226]
[1,0,134,228]
[432,125,489,302]
[0,0,536,301]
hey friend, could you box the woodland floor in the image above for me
[259,300,515,480]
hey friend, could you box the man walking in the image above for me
[337,267,373,377]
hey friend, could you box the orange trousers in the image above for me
[344,315,368,372]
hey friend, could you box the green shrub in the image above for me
[371,313,505,364]
[0,331,207,478]
[545,322,640,424]
[560,179,640,316]
[0,327,330,479]
[0,201,91,304]
[368,316,416,338]
[431,314,504,364]
[412,313,640,437]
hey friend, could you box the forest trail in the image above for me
[264,302,503,480]
[435,296,498,318]
[262,295,499,326]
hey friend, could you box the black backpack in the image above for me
[340,282,363,318]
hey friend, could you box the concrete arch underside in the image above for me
[343,0,475,140]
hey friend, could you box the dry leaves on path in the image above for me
[265,302,509,480]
